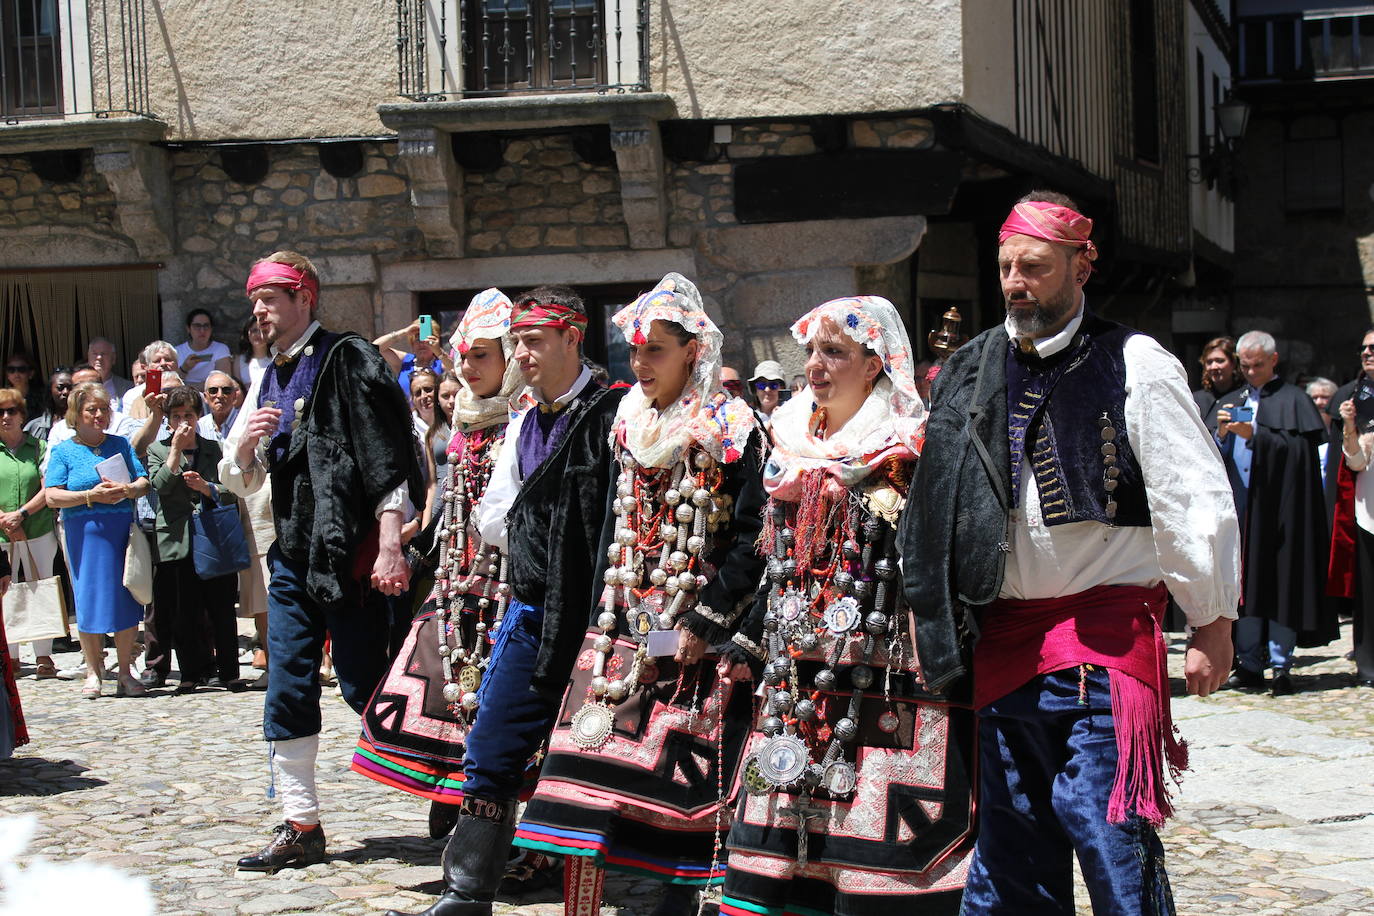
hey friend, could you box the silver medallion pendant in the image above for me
[822,761,857,797]
[778,587,805,623]
[756,734,810,788]
[877,710,901,734]
[822,596,862,636]
[570,703,615,750]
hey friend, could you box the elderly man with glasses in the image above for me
[198,372,240,442]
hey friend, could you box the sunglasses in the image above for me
[722,380,743,390]
[754,380,782,390]
[1361,345,1374,353]
[0,406,21,416]
[5,365,30,373]
[205,385,235,395]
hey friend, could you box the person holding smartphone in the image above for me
[1215,330,1333,697]
[375,315,454,396]
[175,309,233,390]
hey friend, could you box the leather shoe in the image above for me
[173,679,202,695]
[1222,668,1265,692]
[139,669,166,689]
[246,671,269,691]
[237,822,326,873]
[1356,678,1374,688]
[1270,673,1295,697]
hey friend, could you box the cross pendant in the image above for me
[780,795,826,867]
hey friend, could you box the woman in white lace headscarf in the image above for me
[352,288,533,840]
[719,295,974,916]
[512,273,769,916]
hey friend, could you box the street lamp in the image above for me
[1187,94,1251,194]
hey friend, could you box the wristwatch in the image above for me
[18,507,29,520]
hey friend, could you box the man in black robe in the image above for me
[1217,330,1334,696]
[221,252,423,871]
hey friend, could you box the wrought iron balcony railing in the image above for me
[396,0,649,100]
[1237,10,1374,83]
[1,0,153,123]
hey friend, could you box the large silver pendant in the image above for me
[777,587,805,622]
[570,703,615,750]
[822,596,862,636]
[755,734,810,788]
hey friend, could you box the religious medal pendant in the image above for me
[755,733,810,788]
[777,586,804,623]
[821,760,857,797]
[570,702,615,750]
[822,596,862,637]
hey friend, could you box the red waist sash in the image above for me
[974,583,1187,826]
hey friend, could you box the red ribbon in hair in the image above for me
[998,201,1099,262]
[246,261,319,301]
[510,299,588,336]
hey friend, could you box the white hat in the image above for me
[749,359,785,383]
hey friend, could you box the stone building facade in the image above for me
[0,1,1212,385]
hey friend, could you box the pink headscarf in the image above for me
[245,260,320,302]
[998,201,1099,263]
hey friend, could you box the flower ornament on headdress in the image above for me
[766,295,925,498]
[448,287,530,431]
[610,273,755,468]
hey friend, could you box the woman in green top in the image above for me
[0,387,58,679]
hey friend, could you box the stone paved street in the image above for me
[3,626,1373,915]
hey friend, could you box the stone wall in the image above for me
[464,135,626,255]
[1233,108,1374,380]
[0,152,122,241]
[160,141,423,340]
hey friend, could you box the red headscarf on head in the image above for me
[245,260,320,302]
[510,297,588,337]
[998,201,1099,264]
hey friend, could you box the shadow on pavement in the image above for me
[0,756,106,797]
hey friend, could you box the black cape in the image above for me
[1217,378,1335,646]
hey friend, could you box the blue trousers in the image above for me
[462,598,561,801]
[263,543,392,741]
[960,668,1174,916]
[1233,617,1296,675]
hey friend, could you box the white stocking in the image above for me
[272,734,321,825]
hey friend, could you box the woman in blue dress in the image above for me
[44,381,151,699]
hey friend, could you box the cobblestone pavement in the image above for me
[2,625,1372,915]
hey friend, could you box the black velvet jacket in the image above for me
[269,331,424,610]
[507,384,625,699]
[900,323,1013,695]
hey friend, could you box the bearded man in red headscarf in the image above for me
[902,192,1241,914]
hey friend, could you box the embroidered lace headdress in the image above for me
[449,288,529,431]
[765,295,925,498]
[610,273,756,468]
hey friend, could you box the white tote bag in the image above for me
[3,540,69,644]
[122,524,154,606]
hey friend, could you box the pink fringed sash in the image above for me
[973,583,1187,826]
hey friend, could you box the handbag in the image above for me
[3,540,69,644]
[123,523,153,605]
[192,496,251,579]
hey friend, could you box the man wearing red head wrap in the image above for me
[905,192,1241,914]
[219,251,425,873]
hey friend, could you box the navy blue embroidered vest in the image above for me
[1005,314,1150,528]
[257,326,340,469]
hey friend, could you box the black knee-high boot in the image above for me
[387,797,518,916]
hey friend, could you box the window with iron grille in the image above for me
[397,0,647,100]
[1,0,63,118]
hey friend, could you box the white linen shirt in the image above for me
[475,366,593,552]
[997,305,1241,627]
